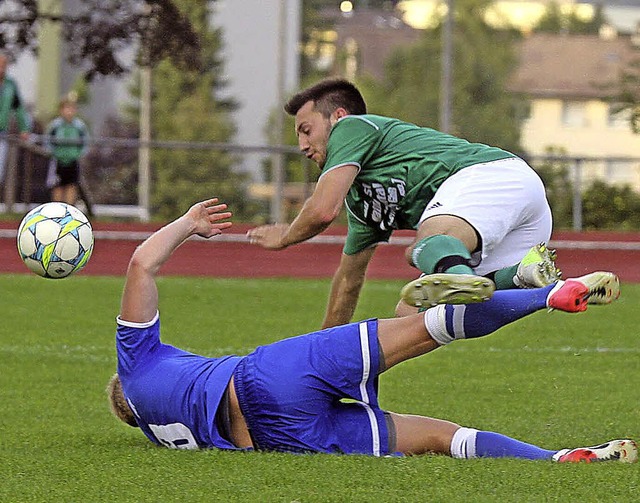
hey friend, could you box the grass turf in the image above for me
[1,274,638,502]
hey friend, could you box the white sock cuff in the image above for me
[424,305,454,345]
[450,427,478,459]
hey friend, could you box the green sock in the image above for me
[411,235,474,275]
[492,264,519,289]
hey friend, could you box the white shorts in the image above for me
[419,158,552,275]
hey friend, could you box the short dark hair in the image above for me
[284,78,367,118]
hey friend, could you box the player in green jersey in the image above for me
[248,79,560,328]
[45,96,90,205]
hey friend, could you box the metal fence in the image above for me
[1,133,639,230]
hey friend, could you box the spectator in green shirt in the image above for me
[45,96,90,205]
[0,52,30,184]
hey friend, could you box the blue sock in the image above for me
[476,431,556,460]
[445,284,555,339]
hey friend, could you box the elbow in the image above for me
[306,202,340,227]
[317,209,339,227]
[127,248,158,277]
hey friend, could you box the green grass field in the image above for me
[1,274,639,502]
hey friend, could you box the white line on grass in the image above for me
[446,346,640,354]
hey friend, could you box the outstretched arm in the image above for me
[119,198,232,323]
[246,165,357,249]
[322,247,376,328]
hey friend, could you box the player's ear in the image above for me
[330,107,349,125]
[334,107,349,119]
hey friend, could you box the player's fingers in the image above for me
[212,221,233,230]
[246,224,272,237]
[210,210,232,221]
[207,203,228,214]
[202,197,220,207]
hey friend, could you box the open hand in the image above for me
[188,198,232,238]
[246,224,289,249]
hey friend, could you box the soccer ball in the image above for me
[17,202,94,279]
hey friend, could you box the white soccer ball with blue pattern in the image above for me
[17,202,94,279]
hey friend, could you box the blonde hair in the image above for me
[106,373,138,427]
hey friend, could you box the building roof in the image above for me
[507,33,638,99]
[329,8,422,80]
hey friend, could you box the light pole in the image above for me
[439,0,454,134]
[138,3,153,222]
[271,0,287,223]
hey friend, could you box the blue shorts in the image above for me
[233,319,393,456]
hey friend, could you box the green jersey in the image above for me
[0,76,29,133]
[45,117,90,166]
[322,115,516,254]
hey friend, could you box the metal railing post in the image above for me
[572,158,583,231]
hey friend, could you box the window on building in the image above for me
[605,160,635,185]
[561,101,586,127]
[607,103,630,129]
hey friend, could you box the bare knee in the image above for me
[415,216,479,252]
[404,245,414,265]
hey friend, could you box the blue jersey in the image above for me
[116,313,242,450]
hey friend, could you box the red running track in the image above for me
[2,221,640,282]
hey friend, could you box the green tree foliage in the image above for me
[144,0,249,220]
[531,148,640,231]
[358,0,524,152]
[0,0,204,79]
[533,1,607,35]
[614,55,640,134]
[582,180,640,231]
[528,147,574,229]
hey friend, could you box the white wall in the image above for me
[214,0,301,180]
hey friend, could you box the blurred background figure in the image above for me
[45,95,90,205]
[0,52,30,186]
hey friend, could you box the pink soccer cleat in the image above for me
[546,272,620,313]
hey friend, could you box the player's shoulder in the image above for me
[337,114,389,129]
[46,117,65,130]
[3,75,18,87]
[72,117,89,129]
[331,115,386,141]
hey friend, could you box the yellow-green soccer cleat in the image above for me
[400,273,495,308]
[514,242,562,289]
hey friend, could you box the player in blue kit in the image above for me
[108,198,637,463]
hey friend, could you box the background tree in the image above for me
[0,0,204,78]
[136,0,251,219]
[358,0,524,153]
[533,1,607,35]
[614,54,640,134]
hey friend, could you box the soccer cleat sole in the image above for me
[547,271,620,312]
[583,271,621,305]
[555,439,638,463]
[400,273,495,308]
